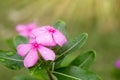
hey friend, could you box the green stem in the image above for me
[52,62,55,72]
[46,68,54,80]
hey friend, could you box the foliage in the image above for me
[0,20,102,80]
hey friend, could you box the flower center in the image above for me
[49,29,55,33]
[27,28,32,32]
[33,43,39,49]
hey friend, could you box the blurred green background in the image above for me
[0,0,120,80]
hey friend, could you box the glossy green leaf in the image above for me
[53,20,68,37]
[29,63,50,80]
[13,75,39,80]
[53,66,102,80]
[71,50,96,69]
[0,50,24,70]
[13,35,28,47]
[55,33,88,68]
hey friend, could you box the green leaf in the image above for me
[71,50,96,69]
[52,74,58,80]
[55,33,88,68]
[13,75,39,80]
[13,35,28,47]
[53,66,102,80]
[0,50,24,70]
[29,63,50,80]
[53,20,68,37]
[5,38,15,50]
[112,68,120,79]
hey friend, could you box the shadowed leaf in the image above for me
[55,33,88,69]
[71,50,96,69]
[13,75,39,80]
[53,66,102,80]
[13,35,28,47]
[53,20,68,37]
[0,50,24,70]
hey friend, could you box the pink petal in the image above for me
[16,24,28,37]
[53,30,67,46]
[115,60,120,69]
[19,31,29,37]
[24,49,38,68]
[38,46,55,61]
[16,23,36,37]
[17,44,32,57]
[16,24,26,31]
[28,38,36,43]
[27,22,37,29]
[36,31,56,46]
[30,27,46,38]
[26,22,37,35]
[44,26,55,30]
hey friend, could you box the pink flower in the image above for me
[30,26,67,47]
[17,41,55,68]
[115,60,120,69]
[16,22,36,37]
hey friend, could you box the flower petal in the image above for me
[24,49,38,68]
[16,24,26,31]
[38,46,55,61]
[17,44,32,57]
[29,38,36,43]
[30,27,46,38]
[36,31,56,46]
[27,22,37,29]
[115,60,120,69]
[16,24,28,37]
[53,30,67,46]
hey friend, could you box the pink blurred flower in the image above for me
[17,41,55,68]
[115,60,120,69]
[16,22,36,37]
[30,26,67,47]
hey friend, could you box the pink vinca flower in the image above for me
[30,26,67,47]
[115,60,120,69]
[17,41,55,68]
[16,22,36,37]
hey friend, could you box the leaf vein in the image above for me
[0,56,23,62]
[58,36,85,58]
[79,54,92,67]
[52,71,82,80]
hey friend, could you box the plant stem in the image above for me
[46,68,54,80]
